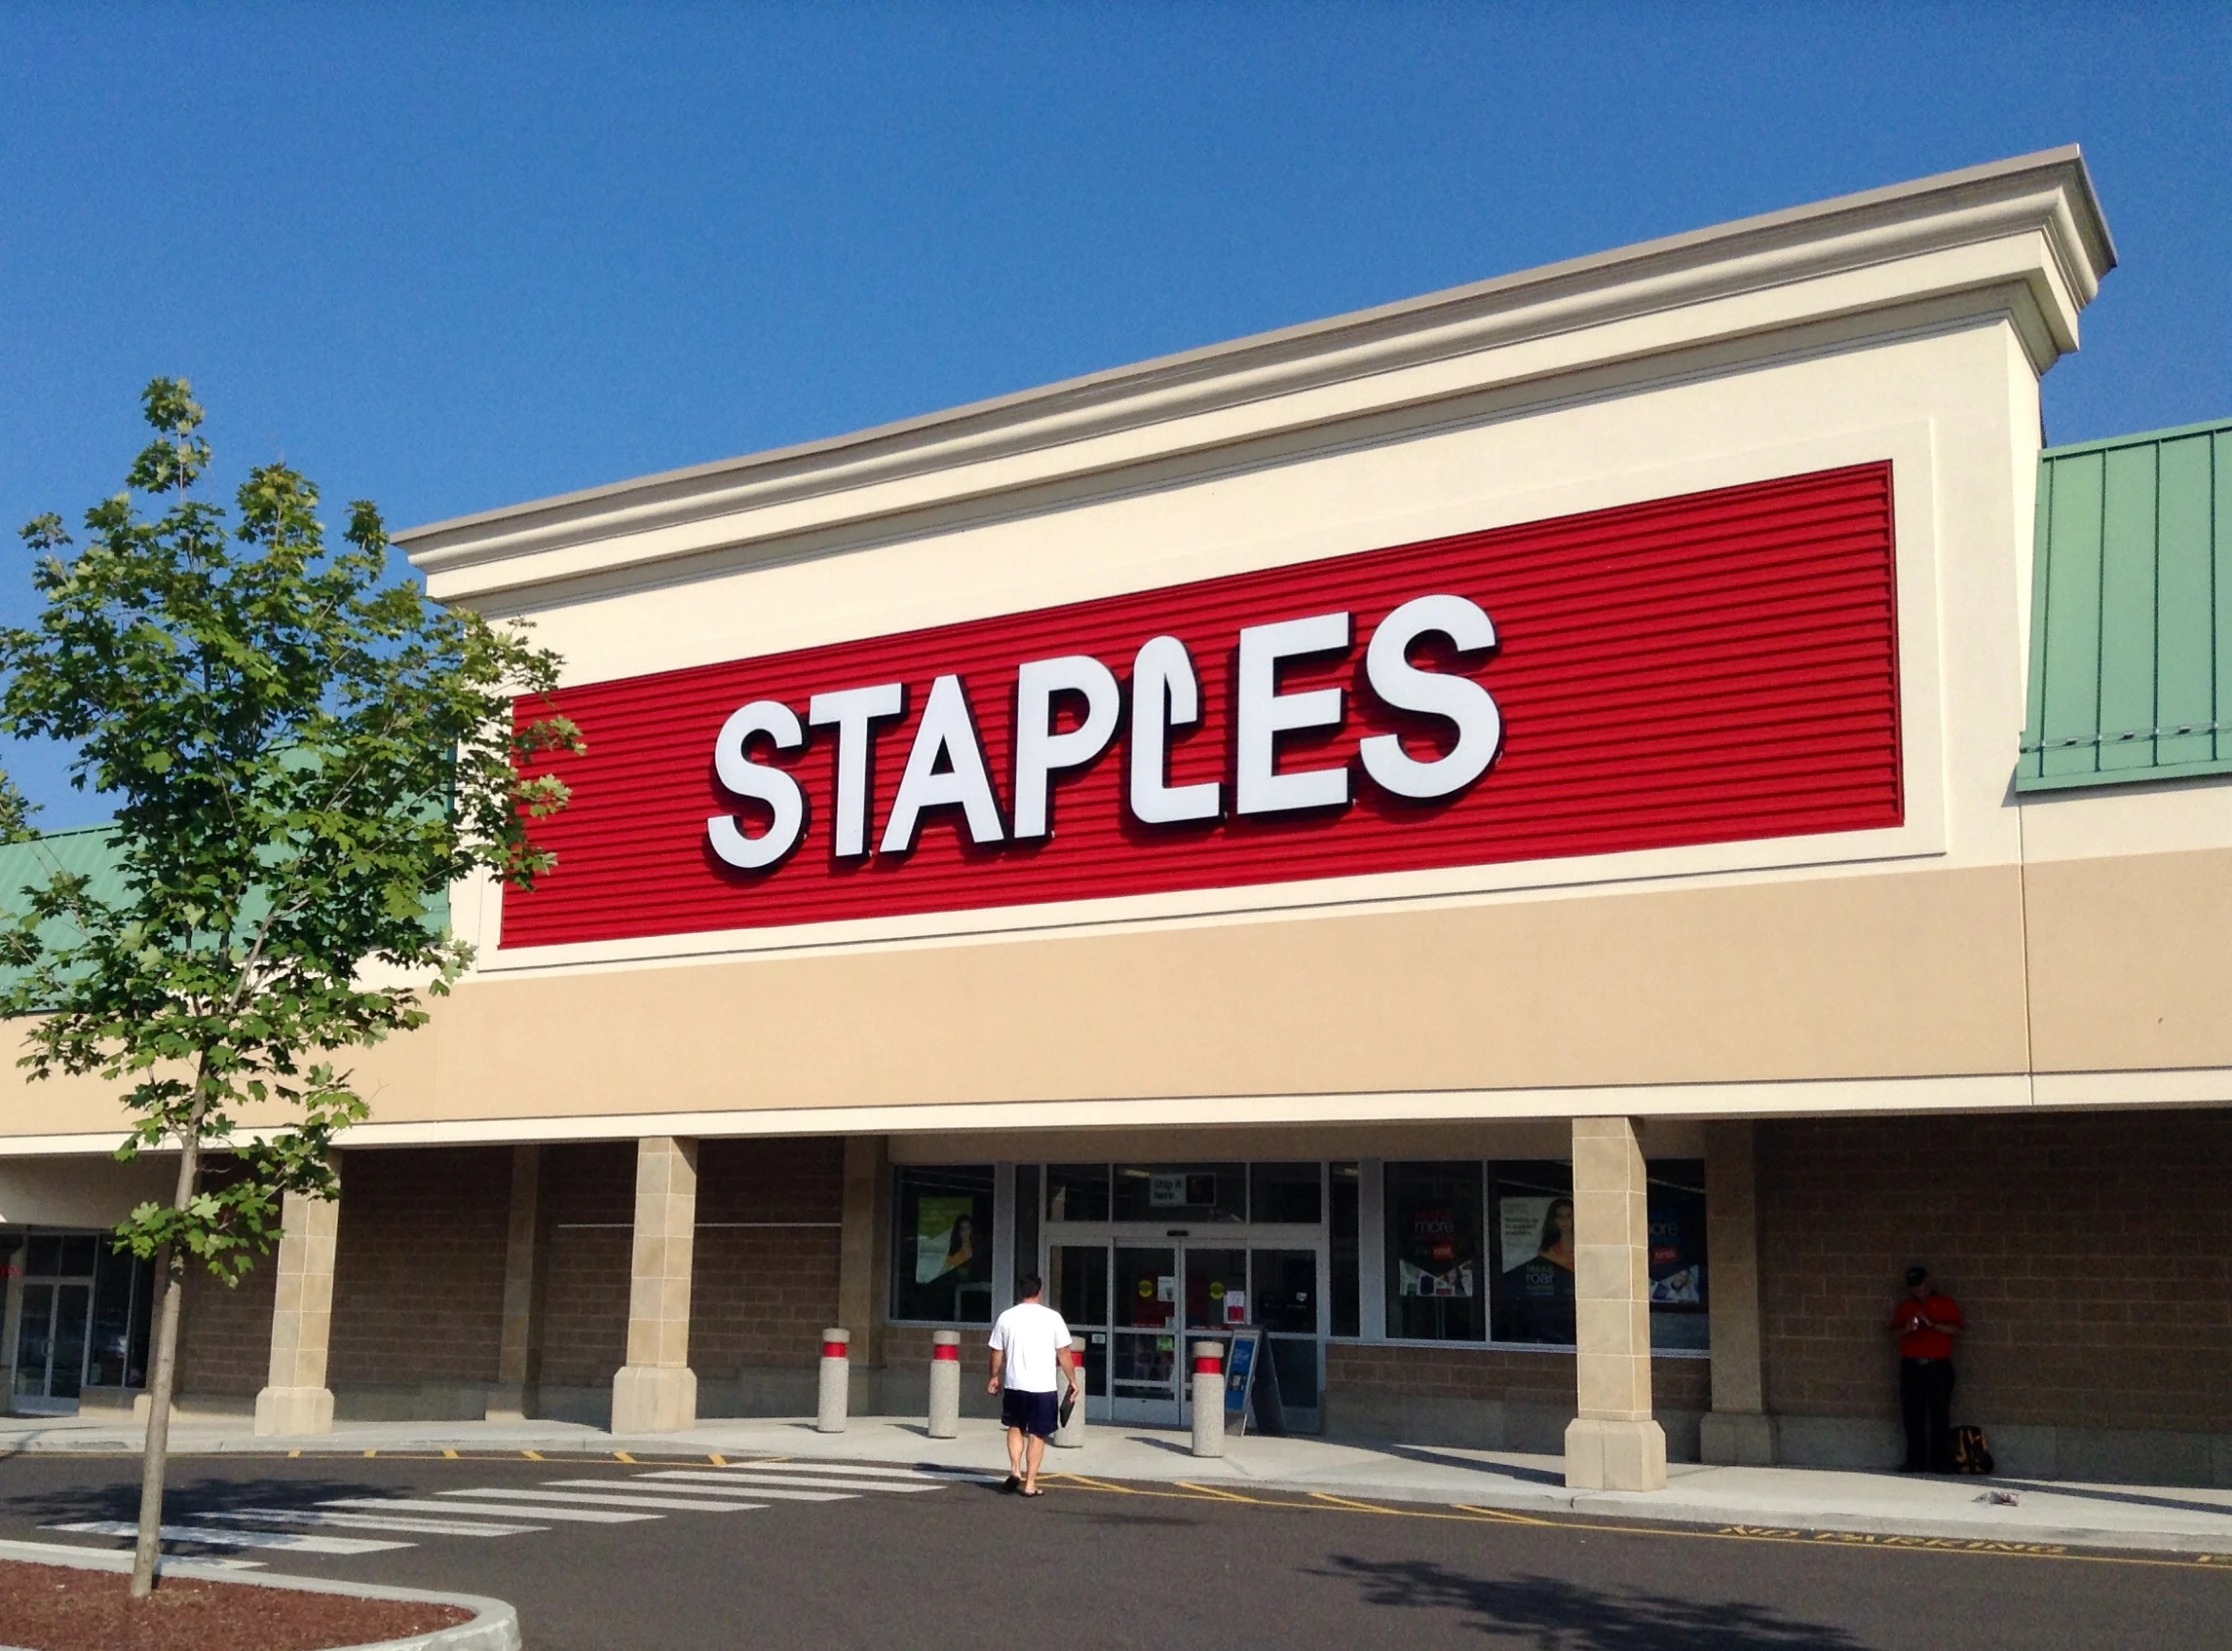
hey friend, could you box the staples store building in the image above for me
[5,149,2230,1490]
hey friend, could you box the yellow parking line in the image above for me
[442,1448,459,1459]
[708,1453,727,1466]
[1453,1503,1556,1525]
[286,1449,300,1459]
[1307,1491,1401,1515]
[362,1449,377,1458]
[614,1450,636,1463]
[1175,1480,1264,1503]
[522,1449,543,1461]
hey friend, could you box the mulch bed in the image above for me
[0,1560,471,1651]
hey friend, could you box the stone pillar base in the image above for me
[611,1365,697,1434]
[483,1384,537,1423]
[253,1384,335,1437]
[1699,1410,1780,1467]
[1565,1416,1667,1490]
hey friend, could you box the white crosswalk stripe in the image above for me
[320,1497,657,1524]
[47,1520,408,1555]
[193,1507,546,1537]
[439,1487,769,1513]
[35,1459,972,1567]
[12,1537,264,1569]
[639,1469,944,1494]
[557,1477,850,1504]
[718,1461,1000,1483]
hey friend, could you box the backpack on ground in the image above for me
[1950,1425,1994,1475]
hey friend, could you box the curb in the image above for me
[0,1538,520,1650]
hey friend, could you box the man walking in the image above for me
[1889,1264,1965,1472]
[988,1273,1083,1497]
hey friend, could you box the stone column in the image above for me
[485,1145,548,1421]
[1699,1120,1779,1465]
[254,1171,342,1436]
[1564,1117,1667,1491]
[836,1135,887,1410]
[610,1136,698,1434]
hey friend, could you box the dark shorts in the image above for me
[1001,1387,1060,1439]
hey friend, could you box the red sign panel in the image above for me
[505,463,1901,948]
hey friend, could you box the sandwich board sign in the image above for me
[1220,1328,1287,1438]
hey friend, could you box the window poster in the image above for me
[1646,1173,1707,1308]
[914,1195,979,1285]
[1397,1204,1477,1298]
[1496,1190,1577,1345]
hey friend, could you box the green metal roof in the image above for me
[0,823,453,987]
[2019,415,2232,791]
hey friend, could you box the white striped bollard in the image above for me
[1190,1340,1225,1458]
[927,1330,960,1439]
[1052,1335,1088,1450]
[817,1327,850,1433]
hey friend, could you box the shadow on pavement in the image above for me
[1316,1555,1864,1648]
[1375,1444,1568,1488]
[0,1475,401,1527]
[1991,1479,2232,1521]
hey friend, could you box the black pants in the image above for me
[1900,1358,1956,1471]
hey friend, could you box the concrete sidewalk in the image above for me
[5,1411,2231,1557]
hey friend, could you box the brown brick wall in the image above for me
[1758,1109,2232,1433]
[178,1259,275,1398]
[537,1142,634,1388]
[1327,1341,1711,1410]
[328,1147,511,1388]
[689,1138,843,1371]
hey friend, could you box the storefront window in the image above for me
[1046,1163,1110,1222]
[1328,1161,1360,1337]
[1646,1160,1710,1351]
[1012,1165,1041,1301]
[1490,1164,1576,1346]
[1248,1162,1323,1224]
[1384,1162,1485,1341]
[1112,1163,1245,1224]
[890,1166,997,1323]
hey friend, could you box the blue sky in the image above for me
[2,2,2227,826]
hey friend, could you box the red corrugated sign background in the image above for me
[503,462,1901,947]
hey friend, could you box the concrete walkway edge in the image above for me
[0,1537,522,1651]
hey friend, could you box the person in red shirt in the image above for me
[1889,1264,1965,1472]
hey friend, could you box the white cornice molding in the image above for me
[401,147,2113,604]
[11,1066,2232,1157]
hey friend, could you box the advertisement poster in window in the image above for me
[1647,1197,1705,1307]
[1498,1194,1577,1343]
[914,1196,979,1285]
[1396,1204,1476,1299]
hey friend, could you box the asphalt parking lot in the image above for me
[0,1450,2227,1650]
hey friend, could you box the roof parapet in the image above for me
[404,146,2114,605]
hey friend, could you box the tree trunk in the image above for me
[130,1137,199,1599]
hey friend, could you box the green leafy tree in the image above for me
[0,379,581,1596]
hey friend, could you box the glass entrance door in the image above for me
[1109,1246,1178,1424]
[8,1231,153,1414]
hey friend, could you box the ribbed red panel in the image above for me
[503,463,1901,948]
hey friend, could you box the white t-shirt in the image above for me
[987,1301,1073,1395]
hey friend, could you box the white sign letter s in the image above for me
[1358,594,1502,800]
[707,700,807,871]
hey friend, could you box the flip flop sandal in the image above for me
[1020,1487,1047,1497]
[1001,1475,1021,1493]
